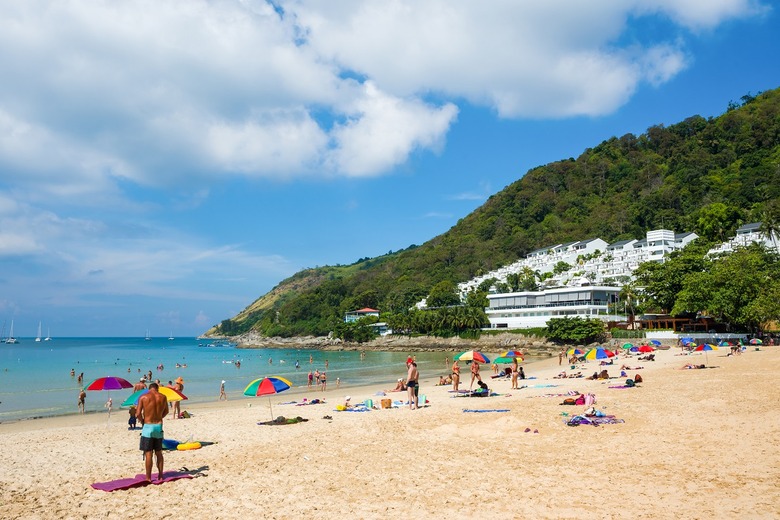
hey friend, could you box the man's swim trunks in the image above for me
[139,423,164,451]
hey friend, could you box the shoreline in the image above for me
[3,346,778,518]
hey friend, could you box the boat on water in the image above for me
[35,321,42,342]
[45,327,51,341]
[168,331,174,340]
[145,330,151,341]
[4,320,19,344]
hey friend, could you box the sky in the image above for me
[1,1,779,338]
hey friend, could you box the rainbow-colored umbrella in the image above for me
[455,350,490,364]
[567,348,585,357]
[749,338,762,345]
[244,376,293,420]
[584,348,614,360]
[121,386,187,407]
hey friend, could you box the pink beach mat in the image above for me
[91,471,193,492]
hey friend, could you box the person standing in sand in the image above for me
[511,357,519,389]
[451,360,461,393]
[136,382,168,482]
[469,361,482,390]
[407,361,419,409]
[173,377,184,418]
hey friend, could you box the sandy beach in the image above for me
[1,345,778,519]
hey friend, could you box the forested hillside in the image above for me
[209,88,780,338]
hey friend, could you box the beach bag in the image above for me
[625,379,635,387]
[562,398,577,405]
[575,395,585,405]
[584,393,595,407]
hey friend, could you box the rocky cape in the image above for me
[211,332,636,357]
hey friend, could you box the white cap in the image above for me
[345,396,351,401]
[221,380,226,384]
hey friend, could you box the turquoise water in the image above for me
[0,337,538,422]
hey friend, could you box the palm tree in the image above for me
[760,205,780,252]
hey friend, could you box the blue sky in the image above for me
[0,1,778,338]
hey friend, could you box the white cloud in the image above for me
[0,0,767,193]
[327,82,458,176]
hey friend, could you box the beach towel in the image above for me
[91,471,194,492]
[462,409,510,413]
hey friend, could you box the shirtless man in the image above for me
[136,382,168,482]
[406,361,419,410]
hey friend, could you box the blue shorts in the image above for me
[140,423,164,452]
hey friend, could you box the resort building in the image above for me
[344,307,380,323]
[485,286,623,329]
[458,228,698,299]
[708,222,777,255]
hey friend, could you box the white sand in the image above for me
[1,346,779,519]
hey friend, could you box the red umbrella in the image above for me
[638,345,655,353]
[84,376,134,391]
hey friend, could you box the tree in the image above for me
[695,202,741,242]
[553,261,572,275]
[760,202,780,251]
[465,289,489,309]
[673,244,780,331]
[546,317,606,343]
[634,241,711,313]
[426,280,461,308]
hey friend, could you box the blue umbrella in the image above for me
[649,339,662,346]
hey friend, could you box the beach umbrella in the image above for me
[84,376,133,421]
[566,348,585,357]
[621,343,634,350]
[749,338,762,345]
[649,340,662,346]
[499,350,524,359]
[494,356,523,364]
[638,345,655,353]
[84,376,134,391]
[681,338,694,346]
[694,344,718,366]
[718,341,732,347]
[121,386,188,407]
[584,348,614,360]
[454,350,490,364]
[244,376,293,420]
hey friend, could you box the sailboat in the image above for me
[44,327,51,341]
[5,320,19,344]
[168,331,175,340]
[145,329,151,341]
[35,321,42,342]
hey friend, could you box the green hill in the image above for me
[207,88,780,338]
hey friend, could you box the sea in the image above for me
[0,337,543,422]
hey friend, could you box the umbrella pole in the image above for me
[269,397,274,421]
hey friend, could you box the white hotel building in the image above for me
[457,228,700,330]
